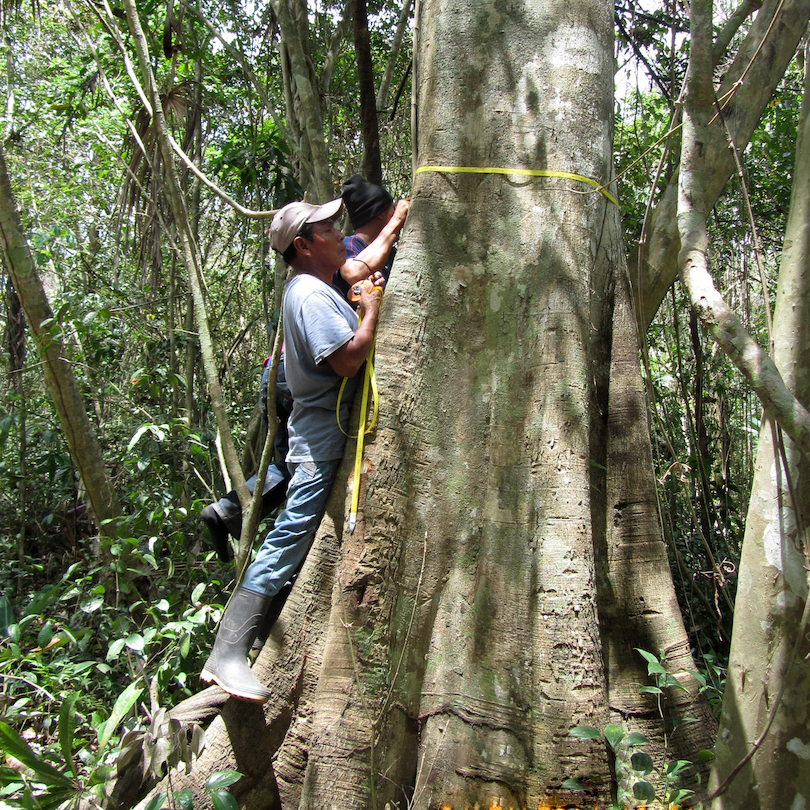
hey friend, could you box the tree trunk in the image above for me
[709,45,810,810]
[152,0,714,807]
[271,0,334,201]
[0,141,122,537]
[352,0,382,186]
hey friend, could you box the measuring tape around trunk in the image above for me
[337,310,380,534]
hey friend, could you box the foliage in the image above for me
[566,649,720,808]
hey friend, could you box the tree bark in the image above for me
[709,44,810,810]
[0,141,122,537]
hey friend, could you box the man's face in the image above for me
[301,217,346,271]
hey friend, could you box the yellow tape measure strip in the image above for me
[415,164,619,208]
[336,313,379,532]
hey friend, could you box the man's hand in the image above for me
[390,198,410,232]
[356,278,383,320]
[327,279,383,378]
[339,199,411,286]
[348,274,385,303]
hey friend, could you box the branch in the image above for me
[84,0,280,220]
[121,0,251,506]
[678,0,810,461]
[633,0,810,331]
[713,0,761,65]
[376,0,414,111]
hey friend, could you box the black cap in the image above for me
[342,174,394,229]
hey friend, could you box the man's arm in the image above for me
[339,199,410,286]
[326,286,382,378]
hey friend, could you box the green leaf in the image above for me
[561,777,587,791]
[697,748,715,763]
[206,770,243,791]
[632,779,657,803]
[630,751,654,774]
[191,583,206,604]
[568,725,601,740]
[125,633,145,653]
[669,788,696,805]
[176,788,194,810]
[635,648,660,665]
[96,682,142,752]
[80,595,104,614]
[58,694,78,777]
[625,732,649,746]
[211,789,240,810]
[106,638,126,662]
[144,791,167,810]
[604,724,625,750]
[0,595,14,635]
[0,722,73,787]
[127,425,153,452]
[639,685,663,695]
[37,621,53,649]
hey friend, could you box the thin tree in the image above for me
[708,41,810,810]
[0,141,121,540]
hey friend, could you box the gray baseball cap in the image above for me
[269,198,344,254]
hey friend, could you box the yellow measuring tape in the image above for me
[415,165,620,208]
[337,316,379,533]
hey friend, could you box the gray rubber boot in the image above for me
[201,588,272,703]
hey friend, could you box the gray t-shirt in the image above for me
[283,272,361,462]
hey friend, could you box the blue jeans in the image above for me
[212,463,289,536]
[241,459,341,597]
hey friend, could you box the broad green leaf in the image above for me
[632,779,657,803]
[561,777,587,791]
[206,770,243,791]
[191,583,206,604]
[211,789,239,810]
[58,695,78,777]
[604,724,624,750]
[127,425,153,452]
[630,751,654,774]
[639,685,663,695]
[125,633,145,653]
[37,622,53,649]
[96,682,142,752]
[568,725,601,740]
[0,722,73,787]
[635,648,660,665]
[79,596,104,614]
[106,638,126,662]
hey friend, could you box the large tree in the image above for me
[148,0,719,806]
